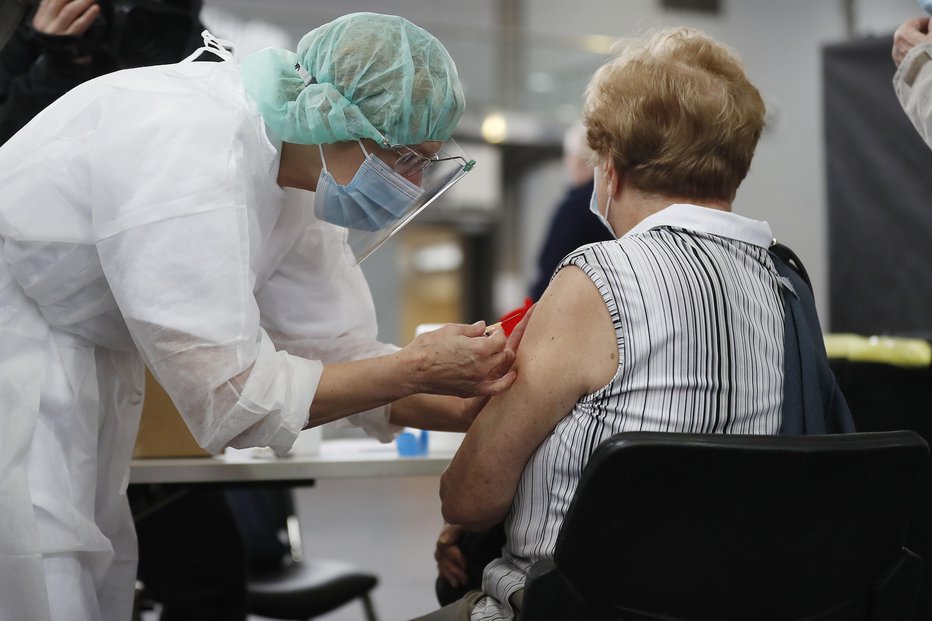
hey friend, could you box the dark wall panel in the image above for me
[823,36,932,337]
[660,0,721,13]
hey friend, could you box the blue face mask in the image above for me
[314,142,425,232]
[919,0,932,14]
[589,166,617,238]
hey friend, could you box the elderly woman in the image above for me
[0,12,518,621]
[422,27,785,621]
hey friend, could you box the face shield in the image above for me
[341,138,475,264]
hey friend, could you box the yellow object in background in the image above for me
[824,333,932,368]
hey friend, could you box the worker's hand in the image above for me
[32,0,101,37]
[893,16,932,67]
[402,322,516,398]
[457,304,537,426]
[504,302,535,353]
[434,523,469,588]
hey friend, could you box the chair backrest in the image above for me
[831,357,932,619]
[521,430,929,621]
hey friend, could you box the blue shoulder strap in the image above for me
[769,243,855,435]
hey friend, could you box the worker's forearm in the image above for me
[306,351,418,427]
[388,393,475,432]
[304,321,515,429]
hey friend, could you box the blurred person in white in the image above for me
[418,27,787,621]
[0,11,519,621]
[893,2,932,146]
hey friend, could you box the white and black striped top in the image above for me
[471,204,786,621]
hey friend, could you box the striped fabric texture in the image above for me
[471,207,786,620]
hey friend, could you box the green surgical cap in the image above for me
[239,12,465,146]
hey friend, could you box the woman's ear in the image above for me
[603,160,623,199]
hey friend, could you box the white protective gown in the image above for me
[0,55,398,621]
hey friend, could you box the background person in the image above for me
[0,12,515,620]
[421,27,789,621]
[528,121,613,302]
[892,13,932,149]
[0,0,206,144]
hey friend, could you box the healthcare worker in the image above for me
[0,12,517,621]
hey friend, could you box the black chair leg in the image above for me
[360,593,378,621]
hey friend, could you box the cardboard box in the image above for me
[133,369,210,459]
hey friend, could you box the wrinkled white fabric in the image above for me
[0,58,397,620]
[894,42,932,150]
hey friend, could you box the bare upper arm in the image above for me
[440,265,617,529]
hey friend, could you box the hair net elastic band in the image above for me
[294,63,315,87]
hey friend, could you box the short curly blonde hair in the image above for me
[583,27,765,202]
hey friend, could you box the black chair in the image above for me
[831,355,932,620]
[520,431,929,621]
[226,488,379,621]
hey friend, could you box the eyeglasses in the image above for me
[379,141,474,176]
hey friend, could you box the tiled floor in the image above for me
[141,475,444,621]
[291,476,446,620]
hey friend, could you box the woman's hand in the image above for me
[434,523,468,588]
[400,322,517,398]
[894,16,932,67]
[32,0,100,37]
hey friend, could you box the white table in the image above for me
[129,438,454,485]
